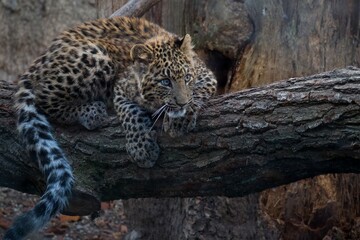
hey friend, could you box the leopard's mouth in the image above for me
[167,108,186,118]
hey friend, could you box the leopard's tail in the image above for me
[4,73,74,240]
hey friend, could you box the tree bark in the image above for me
[109,0,161,18]
[230,0,360,91]
[1,67,360,215]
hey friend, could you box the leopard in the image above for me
[4,16,217,240]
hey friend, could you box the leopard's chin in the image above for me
[167,108,186,118]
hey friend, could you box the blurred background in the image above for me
[0,0,360,239]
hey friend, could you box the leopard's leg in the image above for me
[44,101,109,130]
[113,94,159,168]
[164,58,217,136]
[75,101,109,130]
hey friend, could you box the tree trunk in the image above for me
[230,0,360,91]
[1,66,360,216]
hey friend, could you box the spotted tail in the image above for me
[4,74,74,240]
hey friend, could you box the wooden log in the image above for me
[1,67,360,215]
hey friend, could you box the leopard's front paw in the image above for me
[126,130,159,168]
[163,112,197,137]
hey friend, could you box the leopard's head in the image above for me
[130,34,195,118]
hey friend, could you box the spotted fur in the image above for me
[5,17,217,239]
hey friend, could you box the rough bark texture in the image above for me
[230,0,360,91]
[109,0,161,18]
[223,1,360,239]
[1,67,360,216]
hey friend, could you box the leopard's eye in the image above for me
[184,74,192,83]
[160,79,171,87]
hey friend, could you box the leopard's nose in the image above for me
[175,101,187,107]
[175,94,189,107]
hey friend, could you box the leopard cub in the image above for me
[7,17,217,240]
[113,33,217,167]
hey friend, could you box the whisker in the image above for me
[185,98,193,107]
[162,108,171,133]
[193,99,204,108]
[152,104,167,119]
[149,105,168,132]
[152,105,166,118]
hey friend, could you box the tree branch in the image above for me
[109,0,161,18]
[1,67,360,215]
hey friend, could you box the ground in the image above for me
[0,187,127,240]
[2,185,360,240]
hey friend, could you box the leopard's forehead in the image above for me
[151,42,193,79]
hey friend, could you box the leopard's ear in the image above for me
[130,44,154,62]
[175,34,193,54]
